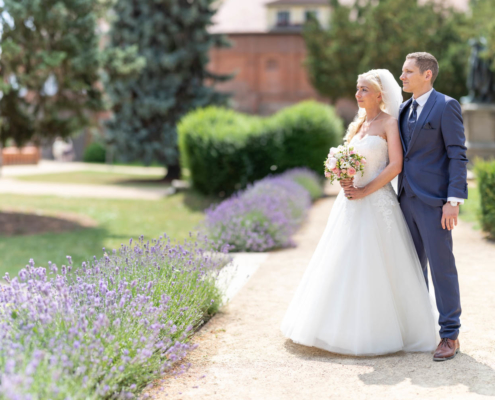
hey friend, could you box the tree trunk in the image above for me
[164,162,181,182]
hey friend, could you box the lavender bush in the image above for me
[280,168,324,201]
[0,234,230,399]
[204,171,316,252]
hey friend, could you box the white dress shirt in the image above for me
[409,88,464,205]
[409,88,434,119]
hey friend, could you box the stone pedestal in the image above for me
[462,103,495,160]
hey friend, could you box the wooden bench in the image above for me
[2,146,40,165]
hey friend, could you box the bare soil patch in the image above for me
[0,210,97,237]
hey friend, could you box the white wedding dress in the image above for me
[280,134,439,356]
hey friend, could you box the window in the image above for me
[276,10,290,27]
[305,9,318,22]
[266,59,279,70]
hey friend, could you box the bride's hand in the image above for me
[339,178,354,189]
[344,185,368,200]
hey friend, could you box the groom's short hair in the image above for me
[406,52,439,84]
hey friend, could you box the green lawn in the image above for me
[16,170,166,186]
[0,191,217,277]
[459,185,480,229]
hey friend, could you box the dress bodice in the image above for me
[346,134,398,232]
[350,135,389,187]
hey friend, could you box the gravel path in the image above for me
[1,160,166,177]
[0,161,174,200]
[146,188,495,400]
[0,178,174,200]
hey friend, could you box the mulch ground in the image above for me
[0,211,97,237]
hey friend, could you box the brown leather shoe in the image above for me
[433,338,460,361]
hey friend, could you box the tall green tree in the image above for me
[105,0,233,179]
[0,0,107,147]
[303,0,470,102]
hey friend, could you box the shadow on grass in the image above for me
[0,211,91,237]
[180,189,220,212]
[284,339,495,396]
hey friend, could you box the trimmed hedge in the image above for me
[178,101,343,196]
[83,141,106,163]
[474,159,495,238]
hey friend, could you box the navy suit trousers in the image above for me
[399,190,462,340]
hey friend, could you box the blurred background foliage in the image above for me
[104,0,234,179]
[303,0,472,102]
[0,0,108,146]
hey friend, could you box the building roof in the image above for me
[209,0,274,34]
[209,0,469,35]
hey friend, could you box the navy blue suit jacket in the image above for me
[397,89,469,207]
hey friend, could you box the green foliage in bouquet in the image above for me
[474,158,495,238]
[178,101,343,196]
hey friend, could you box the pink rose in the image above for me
[348,167,357,176]
[350,150,356,155]
[341,169,347,175]
[355,161,360,167]
[324,171,332,178]
[332,168,340,174]
[361,158,367,165]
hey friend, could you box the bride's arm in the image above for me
[344,119,403,200]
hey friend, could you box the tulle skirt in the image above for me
[280,185,439,356]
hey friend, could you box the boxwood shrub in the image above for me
[83,141,106,163]
[178,101,343,196]
[474,158,495,238]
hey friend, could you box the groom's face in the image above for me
[400,59,427,94]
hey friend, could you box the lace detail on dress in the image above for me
[371,185,398,232]
[350,135,398,232]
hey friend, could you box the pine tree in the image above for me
[0,0,107,147]
[303,0,470,102]
[104,0,232,179]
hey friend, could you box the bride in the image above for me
[280,69,439,356]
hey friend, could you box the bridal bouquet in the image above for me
[324,144,366,184]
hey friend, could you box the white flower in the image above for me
[341,161,350,169]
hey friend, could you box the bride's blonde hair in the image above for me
[345,70,387,143]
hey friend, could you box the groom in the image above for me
[398,52,468,361]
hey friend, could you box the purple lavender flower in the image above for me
[204,170,316,252]
[0,232,228,398]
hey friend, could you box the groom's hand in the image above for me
[442,203,459,230]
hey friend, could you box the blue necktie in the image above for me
[406,100,419,147]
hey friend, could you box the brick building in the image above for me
[207,0,332,115]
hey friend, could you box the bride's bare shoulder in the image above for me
[382,113,398,123]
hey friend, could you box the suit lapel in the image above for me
[406,89,438,155]
[398,98,412,153]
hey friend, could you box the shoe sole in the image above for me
[433,348,460,362]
